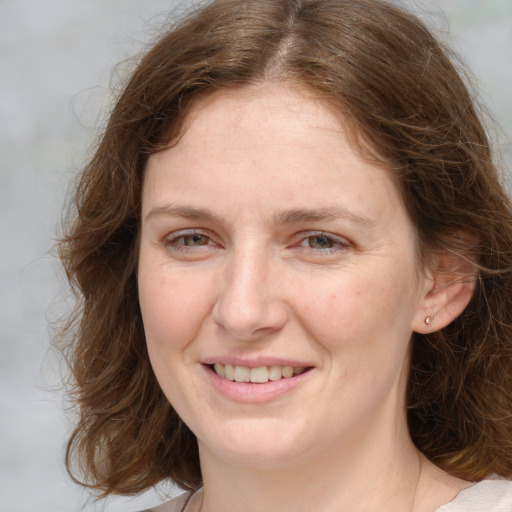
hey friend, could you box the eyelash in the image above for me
[163,230,218,253]
[162,230,351,256]
[295,231,351,254]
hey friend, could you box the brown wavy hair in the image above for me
[58,0,512,496]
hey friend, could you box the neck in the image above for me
[197,412,422,512]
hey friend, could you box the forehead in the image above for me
[179,83,346,150]
[143,83,406,230]
[158,82,396,189]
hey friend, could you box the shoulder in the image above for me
[138,491,193,512]
[436,479,512,511]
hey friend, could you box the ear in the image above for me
[412,250,477,334]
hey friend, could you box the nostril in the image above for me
[212,299,289,341]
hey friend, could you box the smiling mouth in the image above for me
[211,363,309,384]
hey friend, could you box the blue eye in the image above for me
[163,231,216,254]
[304,235,335,249]
[176,234,210,246]
[298,233,349,252]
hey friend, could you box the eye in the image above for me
[162,230,218,256]
[295,232,351,254]
[301,234,335,249]
[176,233,210,246]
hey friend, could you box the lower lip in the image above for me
[203,365,313,403]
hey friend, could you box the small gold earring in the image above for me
[424,315,434,327]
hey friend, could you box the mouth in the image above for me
[210,363,310,384]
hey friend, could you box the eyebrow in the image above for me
[144,204,376,228]
[272,207,376,227]
[145,204,220,223]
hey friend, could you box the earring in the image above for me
[424,315,434,327]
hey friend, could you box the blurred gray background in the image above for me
[0,1,510,511]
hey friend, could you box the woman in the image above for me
[58,0,512,511]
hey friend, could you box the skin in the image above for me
[138,84,473,512]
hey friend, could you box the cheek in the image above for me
[294,273,371,336]
[138,265,212,355]
[295,266,417,359]
[138,268,212,406]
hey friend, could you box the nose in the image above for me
[212,247,288,341]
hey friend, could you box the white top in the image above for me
[435,479,512,511]
[146,479,512,512]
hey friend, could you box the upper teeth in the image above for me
[213,363,306,383]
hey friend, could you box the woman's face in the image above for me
[138,84,432,468]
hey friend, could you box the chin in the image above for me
[196,418,313,468]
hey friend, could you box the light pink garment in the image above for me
[435,479,512,511]
[147,480,512,512]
